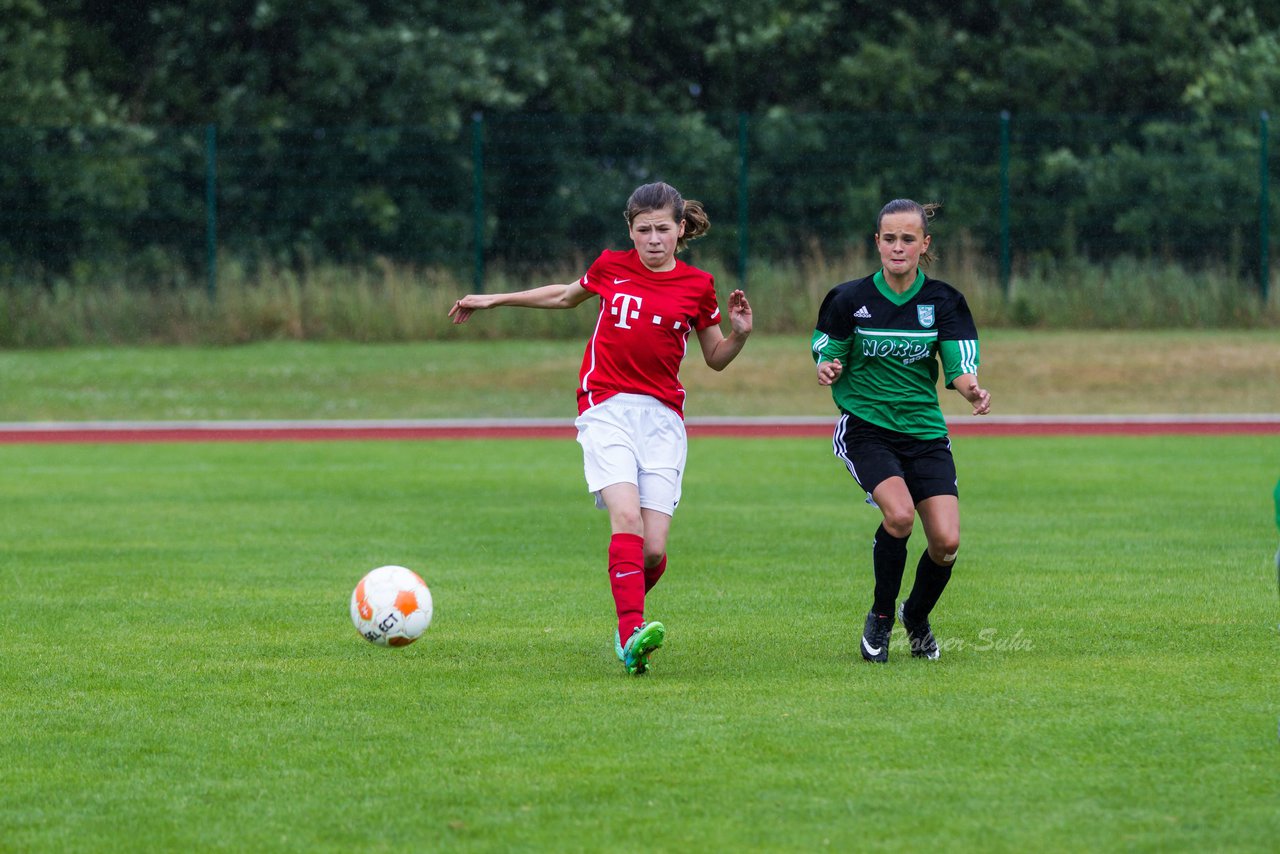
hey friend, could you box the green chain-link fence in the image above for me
[0,112,1273,301]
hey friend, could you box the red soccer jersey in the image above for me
[576,249,722,418]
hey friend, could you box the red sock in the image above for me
[608,533,646,642]
[645,553,667,593]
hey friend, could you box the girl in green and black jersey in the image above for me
[811,199,991,663]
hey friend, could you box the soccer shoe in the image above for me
[614,629,625,662]
[860,610,893,663]
[621,621,665,675]
[898,602,940,660]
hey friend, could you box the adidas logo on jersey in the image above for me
[854,306,872,319]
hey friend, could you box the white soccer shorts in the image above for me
[574,393,687,516]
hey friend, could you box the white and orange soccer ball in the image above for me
[350,565,433,647]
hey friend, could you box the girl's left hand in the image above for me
[727,289,752,335]
[967,381,991,415]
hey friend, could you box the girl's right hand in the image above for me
[817,358,843,386]
[448,295,488,324]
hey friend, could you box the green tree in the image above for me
[0,0,158,276]
[0,0,121,125]
[7,0,1280,279]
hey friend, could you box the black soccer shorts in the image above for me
[832,412,958,505]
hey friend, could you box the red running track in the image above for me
[0,416,1278,444]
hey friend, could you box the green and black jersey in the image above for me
[811,269,980,439]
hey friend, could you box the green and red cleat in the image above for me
[621,621,665,675]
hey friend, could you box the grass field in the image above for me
[2,332,1278,850]
[2,330,1280,421]
[2,432,1278,851]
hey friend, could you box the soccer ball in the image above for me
[350,565,433,647]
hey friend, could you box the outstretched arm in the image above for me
[952,372,991,415]
[697,289,753,371]
[449,280,592,324]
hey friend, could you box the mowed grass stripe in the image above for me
[1,436,1277,851]
[2,330,1279,422]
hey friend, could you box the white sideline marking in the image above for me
[1,414,1279,433]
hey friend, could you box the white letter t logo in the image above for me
[611,293,643,329]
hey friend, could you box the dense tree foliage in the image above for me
[38,0,1279,121]
[3,0,1279,280]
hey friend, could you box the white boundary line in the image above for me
[0,418,566,432]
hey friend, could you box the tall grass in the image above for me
[1,246,1276,347]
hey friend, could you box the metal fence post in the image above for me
[737,112,749,288]
[1261,110,1270,301]
[999,110,1011,297]
[471,112,485,292]
[204,124,218,300]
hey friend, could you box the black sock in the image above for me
[904,551,953,620]
[871,524,910,616]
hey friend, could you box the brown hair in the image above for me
[624,182,710,252]
[876,199,941,267]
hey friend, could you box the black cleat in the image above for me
[860,610,894,663]
[898,602,940,660]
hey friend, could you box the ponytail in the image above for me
[678,199,710,249]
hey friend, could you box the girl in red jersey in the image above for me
[449,182,753,675]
